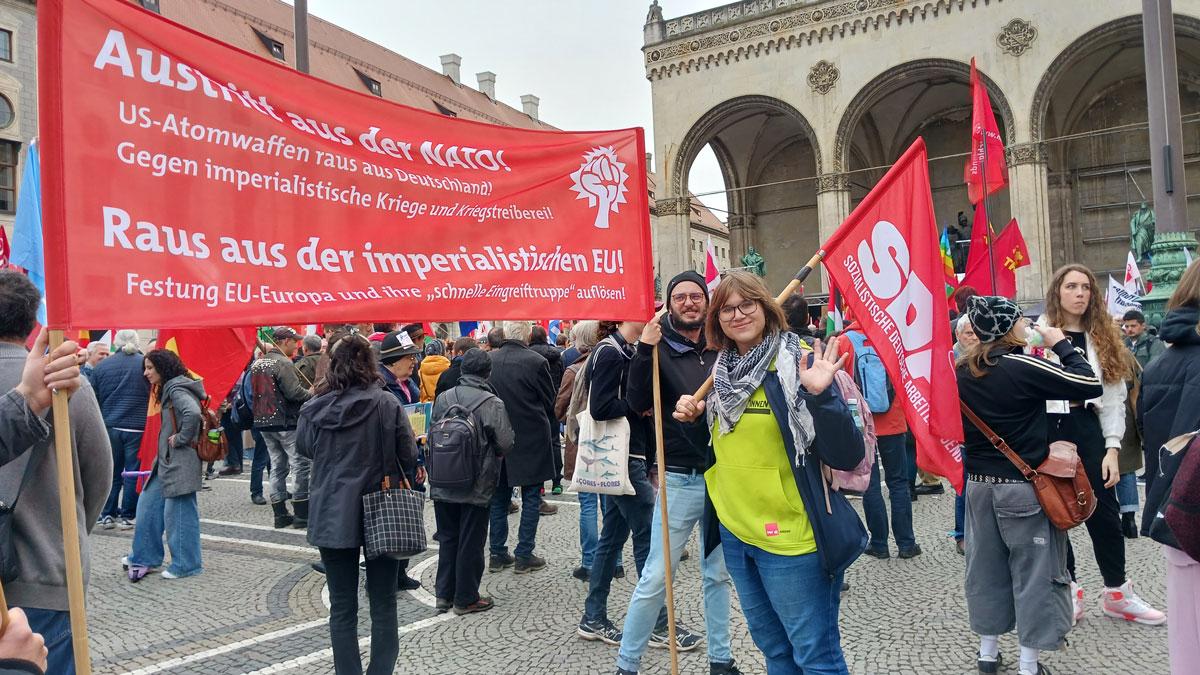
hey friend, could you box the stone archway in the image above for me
[834,59,1015,272]
[673,95,822,292]
[1030,14,1200,277]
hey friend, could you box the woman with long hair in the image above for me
[297,334,418,675]
[125,349,206,580]
[1139,261,1200,674]
[958,296,1103,675]
[674,271,865,673]
[1038,263,1164,625]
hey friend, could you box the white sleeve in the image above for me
[1096,379,1127,449]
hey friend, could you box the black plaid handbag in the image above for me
[362,473,427,560]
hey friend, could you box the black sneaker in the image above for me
[397,574,421,591]
[577,617,622,645]
[914,483,945,495]
[898,545,923,559]
[514,555,546,574]
[710,660,743,675]
[434,598,452,614]
[613,565,626,579]
[977,652,1002,674]
[572,566,590,582]
[1122,512,1139,539]
[863,546,890,559]
[489,553,515,572]
[251,494,267,506]
[649,622,703,651]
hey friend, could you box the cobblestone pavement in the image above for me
[87,469,1169,674]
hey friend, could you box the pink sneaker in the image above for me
[1102,580,1166,625]
[1070,581,1084,625]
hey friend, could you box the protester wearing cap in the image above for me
[379,330,421,405]
[956,295,1102,675]
[418,340,451,403]
[250,326,314,529]
[616,270,739,674]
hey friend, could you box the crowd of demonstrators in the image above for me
[675,271,865,674]
[297,332,418,675]
[1122,309,1166,366]
[91,330,150,530]
[80,341,108,381]
[294,335,322,387]
[125,349,206,581]
[251,326,314,530]
[617,271,738,675]
[528,324,566,494]
[577,318,657,647]
[487,321,557,574]
[0,272,111,674]
[1139,263,1200,674]
[1038,264,1164,626]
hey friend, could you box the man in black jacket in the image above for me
[615,271,739,674]
[434,337,478,400]
[486,321,557,573]
[251,326,314,529]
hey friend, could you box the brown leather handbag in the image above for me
[961,403,1096,530]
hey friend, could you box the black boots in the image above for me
[1122,512,1139,539]
[271,500,294,529]
[291,499,309,530]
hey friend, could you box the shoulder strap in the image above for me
[958,401,1037,479]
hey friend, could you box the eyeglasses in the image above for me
[671,292,706,305]
[718,300,759,321]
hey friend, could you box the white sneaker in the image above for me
[121,556,158,572]
[118,518,135,530]
[100,516,115,530]
[1102,580,1166,625]
[1070,581,1084,625]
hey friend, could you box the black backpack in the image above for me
[426,393,489,491]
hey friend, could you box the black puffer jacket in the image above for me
[297,383,418,549]
[530,342,565,394]
[1139,306,1200,510]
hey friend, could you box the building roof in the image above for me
[155,0,726,233]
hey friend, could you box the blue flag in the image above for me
[457,321,478,338]
[547,320,562,345]
[9,140,44,324]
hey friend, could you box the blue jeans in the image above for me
[129,475,203,577]
[862,433,917,551]
[1116,472,1139,513]
[24,608,72,674]
[578,492,623,570]
[488,464,542,559]
[584,458,655,622]
[954,465,967,541]
[720,525,849,674]
[617,470,734,671]
[250,429,270,498]
[101,428,143,519]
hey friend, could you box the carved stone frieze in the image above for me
[807,60,840,95]
[814,173,849,194]
[1006,142,1046,167]
[997,18,1037,57]
[654,197,691,216]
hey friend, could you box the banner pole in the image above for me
[692,249,826,400]
[980,138,998,295]
[48,330,92,674]
[650,307,679,675]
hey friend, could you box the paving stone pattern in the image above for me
[88,471,1169,674]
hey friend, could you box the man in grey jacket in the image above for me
[251,326,313,529]
[0,272,111,675]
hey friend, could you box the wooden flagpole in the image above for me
[692,249,826,400]
[48,330,92,674]
[650,319,679,675]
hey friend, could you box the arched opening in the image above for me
[1032,15,1200,278]
[674,96,820,292]
[837,60,1013,275]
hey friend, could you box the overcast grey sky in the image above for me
[304,0,729,219]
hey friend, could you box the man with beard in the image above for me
[614,271,740,675]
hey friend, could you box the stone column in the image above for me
[1006,143,1052,304]
[815,173,851,293]
[726,214,755,264]
[654,196,692,280]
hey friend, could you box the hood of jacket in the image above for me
[420,354,451,375]
[163,375,206,402]
[303,384,384,430]
[1159,306,1200,345]
[458,373,495,393]
[659,314,705,355]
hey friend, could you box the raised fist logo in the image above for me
[569,147,629,229]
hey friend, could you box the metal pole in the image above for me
[293,0,310,74]
[981,137,998,295]
[1142,0,1188,232]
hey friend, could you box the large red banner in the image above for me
[38,0,654,329]
[822,139,964,493]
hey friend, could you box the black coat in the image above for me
[434,357,463,399]
[430,375,515,507]
[587,333,652,461]
[530,342,565,394]
[487,341,557,486]
[1140,306,1200,514]
[297,383,419,550]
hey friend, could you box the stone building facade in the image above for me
[644,0,1200,301]
[0,0,35,236]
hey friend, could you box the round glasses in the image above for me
[718,300,759,321]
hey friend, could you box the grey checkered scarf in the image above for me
[709,331,815,454]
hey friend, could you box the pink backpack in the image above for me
[827,369,877,492]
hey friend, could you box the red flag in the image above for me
[138,328,258,477]
[962,218,1027,298]
[964,58,1007,205]
[822,138,964,493]
[704,237,721,292]
[0,227,8,269]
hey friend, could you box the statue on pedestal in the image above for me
[741,247,766,277]
[1130,202,1156,264]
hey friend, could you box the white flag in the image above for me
[1124,251,1142,293]
[1186,246,1195,267]
[1108,274,1142,318]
